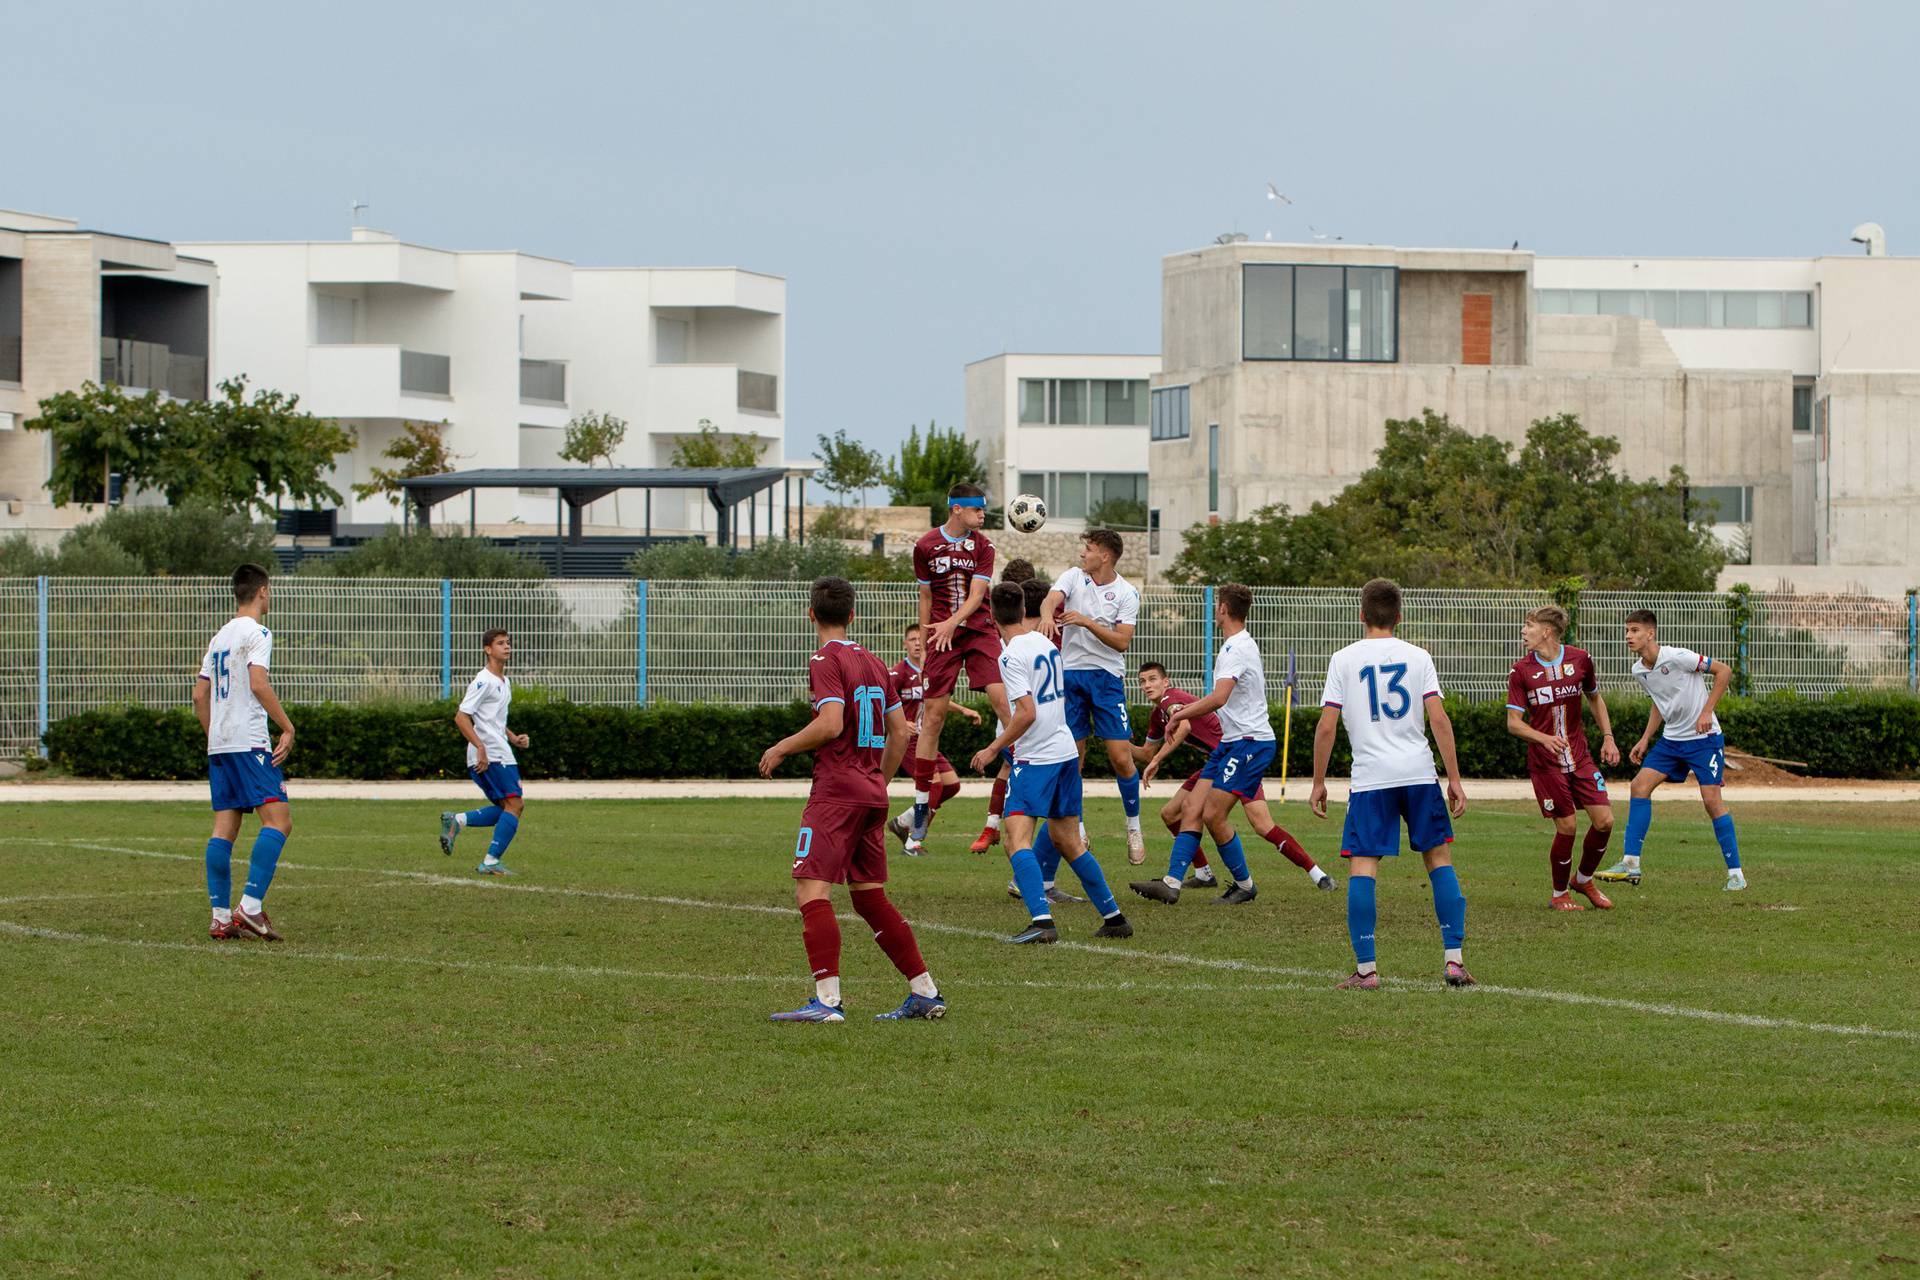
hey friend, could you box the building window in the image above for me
[1792,381,1814,433]
[1148,507,1161,557]
[1688,485,1753,523]
[1017,378,1150,426]
[1243,264,1398,362]
[1011,472,1148,526]
[1207,423,1220,514]
[1536,288,1813,330]
[1149,385,1190,440]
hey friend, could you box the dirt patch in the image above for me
[1721,748,1819,788]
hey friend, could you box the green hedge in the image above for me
[41,691,1920,782]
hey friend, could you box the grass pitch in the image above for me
[0,795,1915,1278]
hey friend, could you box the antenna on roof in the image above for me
[351,198,370,228]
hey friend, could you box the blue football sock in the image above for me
[1624,796,1653,858]
[1033,821,1061,882]
[488,812,519,860]
[1712,813,1740,870]
[1068,851,1121,917]
[1116,770,1142,820]
[462,806,501,828]
[1347,874,1378,965]
[1167,829,1202,880]
[1008,847,1050,920]
[1215,833,1252,886]
[243,828,286,904]
[204,837,233,909]
[1429,864,1466,951]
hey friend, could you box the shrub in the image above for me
[298,528,542,579]
[0,504,277,577]
[625,539,914,583]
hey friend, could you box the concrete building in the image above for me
[0,209,216,533]
[964,352,1158,541]
[1148,238,1920,584]
[186,229,791,537]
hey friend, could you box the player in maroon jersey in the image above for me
[886,621,981,853]
[1133,662,1331,891]
[759,577,945,1023]
[1503,604,1621,911]
[910,483,1012,844]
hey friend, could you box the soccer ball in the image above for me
[1006,493,1047,534]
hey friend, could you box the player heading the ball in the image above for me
[440,629,532,876]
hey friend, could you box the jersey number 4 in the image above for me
[1357,663,1411,722]
[853,686,887,748]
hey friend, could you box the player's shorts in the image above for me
[923,626,1002,698]
[1182,767,1265,803]
[791,799,889,885]
[471,762,524,804]
[1644,732,1725,786]
[902,740,954,778]
[1005,758,1083,820]
[1529,764,1608,818]
[1198,737,1276,801]
[1341,783,1453,858]
[1063,668,1131,742]
[207,750,287,813]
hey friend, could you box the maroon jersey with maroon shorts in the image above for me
[792,639,899,884]
[1507,645,1607,818]
[888,658,952,774]
[913,526,1003,698]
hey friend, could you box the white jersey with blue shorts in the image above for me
[460,667,522,802]
[199,615,287,813]
[999,630,1081,820]
[1199,629,1277,800]
[1050,568,1139,742]
[1323,636,1450,857]
[1631,645,1725,785]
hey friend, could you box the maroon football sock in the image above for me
[1579,825,1611,879]
[931,780,961,810]
[850,887,928,980]
[1550,833,1575,892]
[988,776,1007,818]
[911,755,935,794]
[1191,847,1211,870]
[1262,823,1316,871]
[799,898,841,981]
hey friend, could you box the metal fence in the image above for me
[4,577,1915,757]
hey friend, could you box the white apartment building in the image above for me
[964,353,1157,534]
[186,228,791,537]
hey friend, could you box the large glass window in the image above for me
[1242,264,1397,362]
[1785,291,1812,327]
[1689,485,1753,523]
[1150,385,1190,440]
[1020,378,1149,425]
[1792,382,1814,433]
[1056,472,1089,519]
[1013,471,1149,525]
[1546,288,1813,329]
[1019,379,1047,424]
[1055,378,1087,425]
[1723,291,1759,328]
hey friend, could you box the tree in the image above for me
[353,420,459,523]
[672,419,762,468]
[0,504,278,577]
[27,376,354,516]
[885,420,985,522]
[813,429,888,504]
[1170,410,1726,591]
[562,410,631,522]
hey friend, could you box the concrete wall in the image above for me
[1816,257,1920,373]
[1816,371,1920,565]
[1398,270,1528,365]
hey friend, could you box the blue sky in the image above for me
[7,0,1914,469]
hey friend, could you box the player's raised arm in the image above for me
[1039,584,1066,639]
[1170,675,1234,723]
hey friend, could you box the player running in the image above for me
[1128,583,1270,907]
[761,577,945,1022]
[910,483,1012,845]
[1135,661,1331,891]
[886,622,981,854]
[193,563,295,942]
[439,629,531,876]
[1310,578,1473,990]
[1503,605,1619,911]
[971,580,1132,944]
[971,558,1037,854]
[1040,529,1148,864]
[1598,609,1746,891]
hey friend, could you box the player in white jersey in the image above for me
[439,629,531,876]
[1040,529,1147,863]
[1130,583,1268,907]
[1598,608,1745,890]
[191,563,296,942]
[970,579,1131,944]
[1310,579,1473,989]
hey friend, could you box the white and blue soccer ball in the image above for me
[1006,493,1047,534]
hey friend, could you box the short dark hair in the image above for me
[1084,528,1124,560]
[949,482,986,503]
[482,628,510,648]
[1360,578,1402,628]
[1021,578,1048,618]
[903,622,922,638]
[1138,661,1167,677]
[232,563,271,604]
[1218,582,1253,622]
[810,576,856,627]
[1625,608,1659,628]
[1001,558,1036,584]
[990,581,1025,627]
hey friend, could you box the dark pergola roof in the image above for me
[397,467,787,511]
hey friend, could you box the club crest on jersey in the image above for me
[1562,663,1574,676]
[1659,665,1671,675]
[962,539,974,551]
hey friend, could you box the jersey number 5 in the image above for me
[1357,662,1411,722]
[853,686,887,748]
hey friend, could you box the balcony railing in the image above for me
[520,358,567,405]
[0,335,20,383]
[99,338,207,401]
[737,369,778,414]
[399,350,451,396]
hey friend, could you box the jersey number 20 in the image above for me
[1033,651,1063,705]
[1357,662,1410,722]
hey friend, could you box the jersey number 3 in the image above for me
[1357,662,1411,722]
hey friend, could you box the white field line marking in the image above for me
[14,839,1916,1043]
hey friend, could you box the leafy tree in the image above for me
[813,429,888,505]
[885,421,985,522]
[352,420,458,522]
[0,504,277,577]
[1171,410,1726,591]
[672,418,763,468]
[297,528,542,579]
[27,377,354,516]
[562,411,632,521]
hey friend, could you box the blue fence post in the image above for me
[635,579,649,706]
[35,575,48,749]
[440,580,452,699]
[1201,585,1215,690]
[1909,589,1917,694]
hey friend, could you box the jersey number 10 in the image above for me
[853,685,887,748]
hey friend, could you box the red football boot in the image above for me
[969,826,1000,854]
[209,914,240,940]
[1549,894,1585,912]
[1572,879,1614,910]
[233,905,282,942]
